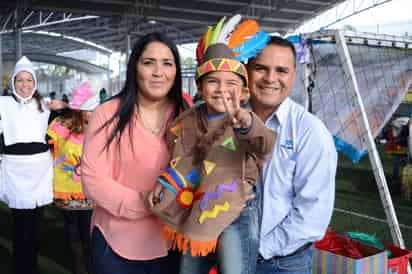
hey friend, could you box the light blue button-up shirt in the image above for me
[259,97,337,259]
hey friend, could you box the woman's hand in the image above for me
[151,183,164,205]
[221,89,252,129]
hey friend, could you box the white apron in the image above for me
[0,151,53,209]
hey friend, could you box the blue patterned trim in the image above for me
[333,135,368,163]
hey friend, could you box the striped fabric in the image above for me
[313,247,388,274]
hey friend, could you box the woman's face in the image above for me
[14,71,35,99]
[136,41,177,102]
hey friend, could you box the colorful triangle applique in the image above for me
[170,123,182,136]
[211,59,221,69]
[221,137,237,151]
[220,60,231,70]
[185,168,201,186]
[203,160,216,176]
[170,156,181,168]
[204,61,215,73]
[230,59,240,69]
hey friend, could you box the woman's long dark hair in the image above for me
[100,32,184,148]
[33,91,44,112]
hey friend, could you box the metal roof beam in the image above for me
[144,15,286,33]
[1,30,111,54]
[296,0,332,5]
[195,0,315,15]
[2,52,110,74]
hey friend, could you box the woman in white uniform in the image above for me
[0,56,65,274]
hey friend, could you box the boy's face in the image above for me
[199,71,247,114]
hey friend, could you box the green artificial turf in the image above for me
[332,145,412,249]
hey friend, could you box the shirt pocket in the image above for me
[281,157,296,181]
[268,157,296,197]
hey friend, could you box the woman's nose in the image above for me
[152,64,162,76]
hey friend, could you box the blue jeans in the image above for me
[256,244,314,274]
[180,197,259,274]
[90,227,179,274]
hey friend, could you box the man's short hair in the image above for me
[253,36,296,67]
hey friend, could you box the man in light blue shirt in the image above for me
[247,36,338,274]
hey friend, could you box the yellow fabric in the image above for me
[401,164,412,200]
[47,119,86,202]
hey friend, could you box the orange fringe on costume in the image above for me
[47,139,59,160]
[163,224,217,256]
[54,192,86,201]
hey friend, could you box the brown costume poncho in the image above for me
[148,104,275,256]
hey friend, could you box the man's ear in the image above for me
[240,87,250,105]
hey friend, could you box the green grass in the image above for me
[0,144,411,273]
[331,145,412,249]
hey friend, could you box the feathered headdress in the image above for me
[195,14,270,85]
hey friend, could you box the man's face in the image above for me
[247,44,296,114]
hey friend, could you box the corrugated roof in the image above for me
[0,0,346,57]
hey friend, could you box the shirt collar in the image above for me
[267,97,291,126]
[207,112,226,121]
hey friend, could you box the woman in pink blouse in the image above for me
[81,32,187,274]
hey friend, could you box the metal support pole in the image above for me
[14,9,22,61]
[119,56,122,90]
[126,34,131,61]
[106,53,111,96]
[0,34,3,91]
[302,40,312,112]
[335,29,408,252]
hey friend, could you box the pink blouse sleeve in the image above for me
[81,107,150,220]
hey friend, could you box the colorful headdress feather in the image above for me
[216,14,242,44]
[195,15,270,84]
[228,19,259,49]
[233,31,271,62]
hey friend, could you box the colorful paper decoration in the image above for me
[177,187,195,209]
[221,137,237,151]
[203,160,217,175]
[170,123,182,136]
[186,168,200,186]
[198,202,230,224]
[170,156,181,168]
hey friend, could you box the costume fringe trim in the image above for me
[54,192,86,201]
[162,224,217,257]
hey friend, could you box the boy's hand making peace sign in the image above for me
[221,88,252,130]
